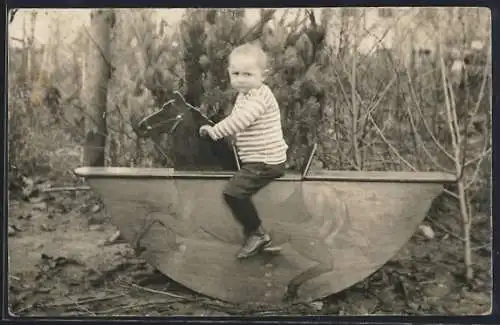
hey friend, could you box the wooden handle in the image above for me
[301,143,318,178]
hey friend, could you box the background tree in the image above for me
[82,9,115,167]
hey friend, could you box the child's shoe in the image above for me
[237,226,272,259]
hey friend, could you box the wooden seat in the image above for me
[75,167,457,183]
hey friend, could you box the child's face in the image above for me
[228,54,265,93]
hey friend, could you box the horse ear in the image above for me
[174,90,184,102]
[173,91,186,105]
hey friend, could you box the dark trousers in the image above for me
[223,162,286,234]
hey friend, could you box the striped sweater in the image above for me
[211,85,288,164]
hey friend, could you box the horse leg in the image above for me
[284,237,334,301]
[283,214,340,302]
[284,258,333,302]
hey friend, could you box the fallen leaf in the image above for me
[422,283,450,298]
[377,287,397,307]
[32,202,47,211]
[40,224,55,232]
[28,196,45,203]
[91,204,101,213]
[419,224,435,239]
[21,176,35,198]
[8,225,18,236]
[37,181,53,192]
[89,225,103,232]
[35,287,51,293]
[466,291,491,305]
[30,210,48,219]
[351,304,369,315]
[309,301,324,311]
[407,302,420,311]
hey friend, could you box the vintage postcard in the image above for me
[7,7,492,317]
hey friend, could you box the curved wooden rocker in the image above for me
[74,92,457,305]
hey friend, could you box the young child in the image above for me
[199,43,288,259]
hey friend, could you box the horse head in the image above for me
[134,91,238,171]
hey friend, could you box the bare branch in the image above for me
[469,47,491,117]
[444,188,459,200]
[464,147,491,167]
[404,60,455,161]
[401,67,454,173]
[439,56,460,163]
[462,57,491,191]
[330,63,353,112]
[367,114,417,172]
[335,145,361,171]
[358,74,398,135]
[465,148,491,190]
[404,105,455,173]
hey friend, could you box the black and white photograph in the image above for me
[7,7,492,317]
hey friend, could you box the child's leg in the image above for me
[223,162,285,258]
[223,163,285,231]
[223,194,261,236]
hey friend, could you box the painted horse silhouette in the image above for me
[74,91,457,304]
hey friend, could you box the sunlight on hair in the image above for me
[229,43,268,70]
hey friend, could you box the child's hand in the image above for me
[199,125,217,140]
[199,125,211,137]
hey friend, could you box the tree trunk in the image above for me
[28,11,37,82]
[82,9,114,167]
[183,20,204,107]
[52,16,62,84]
[21,16,27,82]
[337,8,350,61]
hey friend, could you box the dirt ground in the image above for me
[7,184,492,317]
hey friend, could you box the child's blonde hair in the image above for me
[229,43,268,71]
